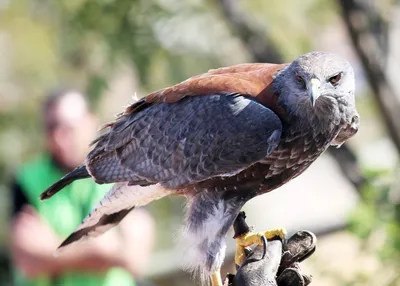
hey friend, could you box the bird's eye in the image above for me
[329,73,342,86]
[296,75,305,87]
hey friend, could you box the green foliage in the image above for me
[57,0,169,84]
[349,168,400,284]
[240,0,338,60]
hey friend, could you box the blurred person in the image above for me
[10,88,155,286]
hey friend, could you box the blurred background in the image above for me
[0,0,400,285]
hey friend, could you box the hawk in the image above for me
[40,51,359,285]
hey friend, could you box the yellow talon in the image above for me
[263,227,287,240]
[210,269,223,286]
[234,228,287,266]
[234,232,263,266]
[234,245,247,267]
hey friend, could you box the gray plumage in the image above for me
[40,51,359,285]
[87,94,282,188]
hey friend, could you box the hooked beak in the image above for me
[308,78,321,107]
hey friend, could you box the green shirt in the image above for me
[13,154,135,286]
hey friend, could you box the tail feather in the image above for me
[40,165,90,200]
[56,182,171,254]
[58,206,135,250]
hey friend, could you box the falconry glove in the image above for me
[225,212,316,286]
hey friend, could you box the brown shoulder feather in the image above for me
[145,63,288,104]
[104,63,289,130]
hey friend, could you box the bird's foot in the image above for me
[264,227,287,240]
[210,269,223,286]
[234,228,287,266]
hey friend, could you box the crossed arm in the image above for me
[10,198,155,279]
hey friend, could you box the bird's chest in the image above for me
[195,121,342,199]
[213,124,341,199]
[253,123,341,193]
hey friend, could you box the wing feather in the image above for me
[87,94,282,188]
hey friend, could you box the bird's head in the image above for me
[274,51,358,130]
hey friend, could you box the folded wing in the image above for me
[87,93,283,189]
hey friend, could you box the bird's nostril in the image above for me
[351,115,359,124]
[350,115,360,133]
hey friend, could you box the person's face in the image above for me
[46,93,98,170]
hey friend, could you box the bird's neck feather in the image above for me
[295,96,343,136]
[272,68,345,136]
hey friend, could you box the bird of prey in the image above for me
[40,51,359,285]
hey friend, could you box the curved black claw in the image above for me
[259,234,267,261]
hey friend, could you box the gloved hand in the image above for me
[224,212,316,286]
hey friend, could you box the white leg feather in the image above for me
[178,193,244,285]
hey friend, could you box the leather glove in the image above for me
[224,212,316,286]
